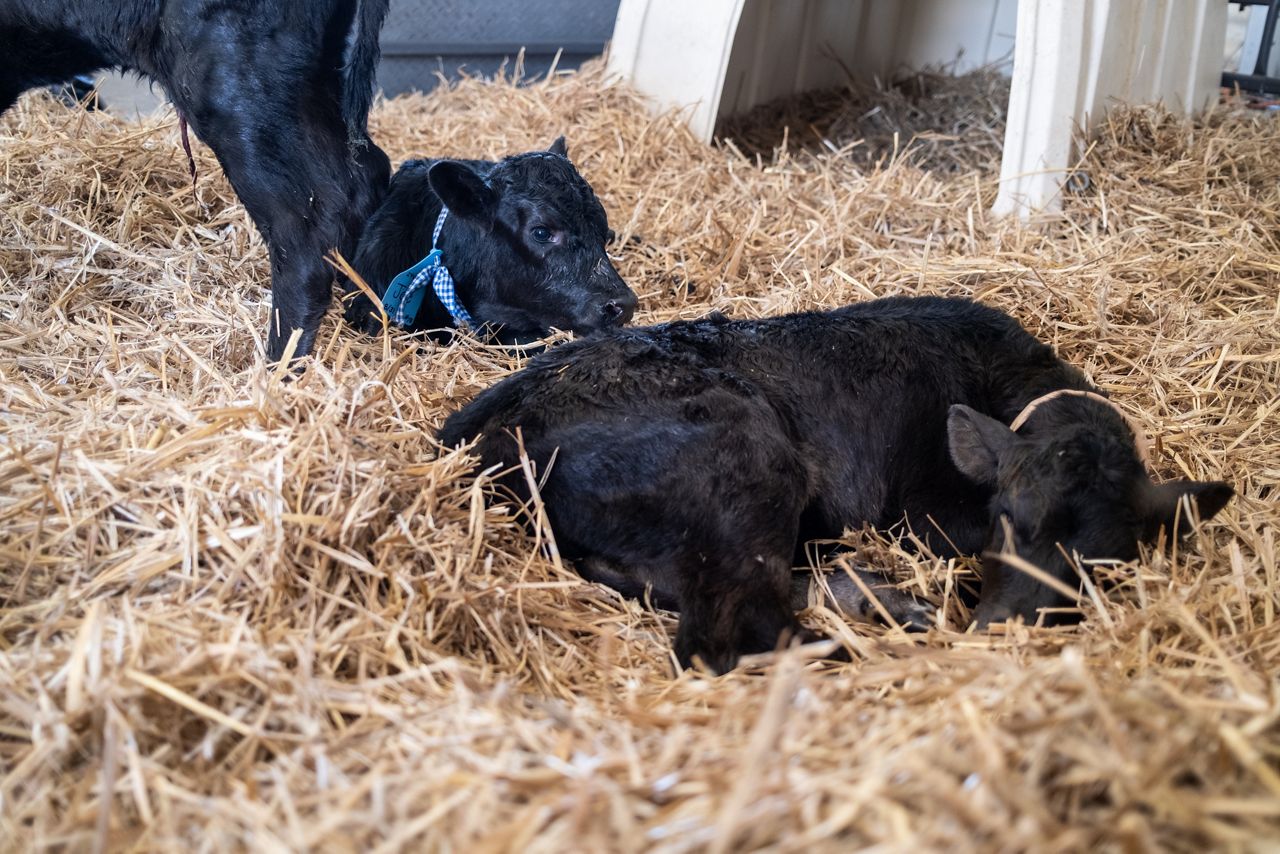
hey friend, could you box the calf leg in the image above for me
[675,552,810,674]
[577,510,812,673]
[790,568,934,630]
[537,413,823,673]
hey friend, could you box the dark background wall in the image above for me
[377,0,622,95]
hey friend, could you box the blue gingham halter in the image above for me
[380,206,477,329]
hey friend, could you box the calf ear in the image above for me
[1140,480,1233,539]
[548,136,569,158]
[428,161,498,227]
[948,404,1016,486]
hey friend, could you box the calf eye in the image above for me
[531,226,553,244]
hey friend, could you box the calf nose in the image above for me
[599,291,638,327]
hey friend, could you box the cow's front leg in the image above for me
[171,80,388,361]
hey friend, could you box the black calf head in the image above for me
[947,402,1233,627]
[429,138,637,342]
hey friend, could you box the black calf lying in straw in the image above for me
[440,296,1233,673]
[1,0,392,363]
[344,138,637,343]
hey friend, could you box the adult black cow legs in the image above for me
[176,3,392,364]
[1,1,394,363]
[183,106,390,362]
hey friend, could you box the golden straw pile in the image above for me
[2,65,1277,851]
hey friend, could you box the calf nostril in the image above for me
[602,301,624,320]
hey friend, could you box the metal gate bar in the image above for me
[1222,0,1280,94]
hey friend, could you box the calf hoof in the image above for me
[343,294,386,336]
[888,596,936,631]
[796,569,935,631]
[675,644,739,676]
[971,601,1011,630]
[676,626,849,674]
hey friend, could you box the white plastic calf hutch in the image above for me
[606,0,1229,219]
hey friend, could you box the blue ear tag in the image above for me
[381,248,442,326]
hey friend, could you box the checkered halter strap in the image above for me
[380,205,477,329]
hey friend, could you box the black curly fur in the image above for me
[441,296,1233,672]
[345,144,637,342]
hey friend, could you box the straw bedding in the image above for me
[1,65,1277,851]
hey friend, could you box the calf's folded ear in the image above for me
[1140,480,1234,539]
[428,161,498,227]
[948,404,1015,486]
[548,136,568,158]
